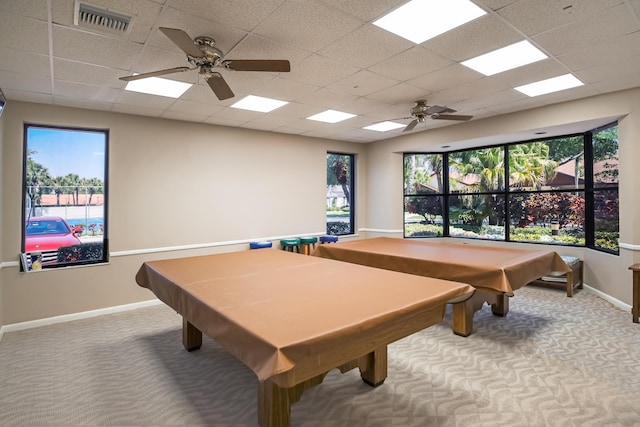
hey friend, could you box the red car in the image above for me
[25,216,82,265]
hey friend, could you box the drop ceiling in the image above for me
[1,0,639,144]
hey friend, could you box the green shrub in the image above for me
[405,223,442,237]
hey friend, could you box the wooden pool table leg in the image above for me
[182,318,202,351]
[257,346,388,427]
[451,290,509,336]
[491,292,509,317]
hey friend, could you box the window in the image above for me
[403,122,619,254]
[22,124,108,269]
[326,152,354,235]
[591,123,619,253]
[404,154,445,237]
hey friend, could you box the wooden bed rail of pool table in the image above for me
[136,249,474,427]
[313,237,571,337]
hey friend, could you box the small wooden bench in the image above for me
[530,256,583,297]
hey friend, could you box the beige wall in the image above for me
[0,101,366,324]
[2,88,639,326]
[365,87,640,306]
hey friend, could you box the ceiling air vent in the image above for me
[73,2,132,35]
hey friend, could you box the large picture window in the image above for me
[22,124,108,269]
[326,152,354,236]
[403,122,619,254]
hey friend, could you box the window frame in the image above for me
[326,152,355,236]
[403,121,619,254]
[21,123,110,269]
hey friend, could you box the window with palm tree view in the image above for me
[404,122,618,254]
[22,124,108,269]
[326,152,354,235]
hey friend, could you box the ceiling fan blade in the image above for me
[373,116,412,124]
[159,27,204,58]
[223,59,291,72]
[431,114,473,121]
[119,67,192,81]
[426,105,456,115]
[403,119,419,132]
[206,73,234,100]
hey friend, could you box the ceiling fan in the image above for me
[386,100,473,132]
[119,27,291,101]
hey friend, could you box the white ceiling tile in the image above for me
[430,76,509,106]
[497,0,625,37]
[53,96,113,111]
[319,0,406,21]
[53,58,126,88]
[0,13,49,54]
[368,46,453,81]
[265,101,322,119]
[225,34,310,64]
[294,88,359,109]
[1,0,638,144]
[484,58,568,87]
[532,4,638,56]
[53,80,120,101]
[0,70,52,94]
[576,55,640,85]
[168,98,225,116]
[287,54,359,87]
[254,0,363,52]
[111,102,166,117]
[251,76,319,101]
[0,0,48,20]
[318,24,412,69]
[0,46,50,78]
[166,0,286,32]
[327,70,398,96]
[425,14,522,62]
[407,63,483,93]
[557,31,640,71]
[113,91,177,108]
[203,115,248,127]
[51,26,143,69]
[160,110,208,122]
[477,0,519,11]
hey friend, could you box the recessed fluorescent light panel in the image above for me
[373,0,487,44]
[124,76,191,98]
[307,109,356,123]
[364,121,406,132]
[231,95,288,112]
[461,40,548,76]
[514,74,584,97]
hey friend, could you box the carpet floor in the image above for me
[1,285,639,426]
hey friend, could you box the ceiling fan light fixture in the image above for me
[373,0,486,44]
[231,95,288,113]
[461,40,548,76]
[307,109,356,123]
[514,74,584,97]
[124,76,192,98]
[364,121,406,132]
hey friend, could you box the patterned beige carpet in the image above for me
[1,285,639,426]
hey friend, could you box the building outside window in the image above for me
[403,122,619,254]
[326,152,354,235]
[22,124,108,269]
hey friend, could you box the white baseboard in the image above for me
[0,299,162,342]
[582,283,632,313]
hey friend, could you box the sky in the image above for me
[27,127,106,179]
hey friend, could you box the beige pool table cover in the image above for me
[312,237,570,295]
[135,249,473,387]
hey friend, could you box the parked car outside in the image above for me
[25,216,82,265]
